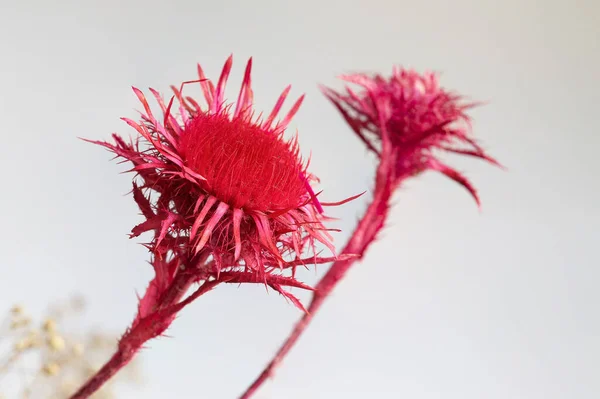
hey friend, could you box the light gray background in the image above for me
[1,0,598,398]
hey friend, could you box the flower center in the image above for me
[180,113,308,212]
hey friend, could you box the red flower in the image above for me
[322,68,501,205]
[89,56,347,313]
[72,57,358,399]
[240,68,500,399]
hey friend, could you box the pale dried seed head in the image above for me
[43,318,57,333]
[10,304,24,315]
[14,337,34,351]
[42,362,60,376]
[48,334,65,352]
[10,317,31,329]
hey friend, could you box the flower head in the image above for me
[91,56,340,307]
[322,68,500,205]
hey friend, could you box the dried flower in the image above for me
[88,55,340,312]
[42,362,61,376]
[43,319,57,333]
[72,56,354,398]
[322,68,501,204]
[48,334,66,352]
[0,298,140,399]
[241,67,500,398]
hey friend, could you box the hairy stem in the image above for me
[69,269,209,399]
[240,162,393,399]
[68,349,134,399]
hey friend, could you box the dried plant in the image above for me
[241,67,501,397]
[11,57,499,398]
[70,56,355,398]
[0,298,141,399]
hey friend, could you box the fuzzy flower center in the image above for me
[180,113,307,211]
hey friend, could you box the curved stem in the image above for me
[68,349,133,399]
[69,271,211,399]
[240,162,394,399]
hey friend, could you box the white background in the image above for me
[0,0,598,398]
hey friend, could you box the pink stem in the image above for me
[240,162,393,399]
[69,271,209,399]
[68,349,135,399]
